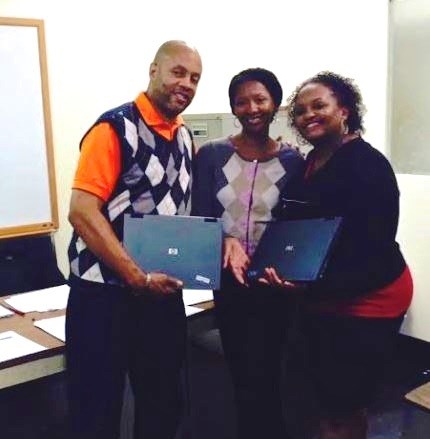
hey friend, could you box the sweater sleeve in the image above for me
[191,143,216,218]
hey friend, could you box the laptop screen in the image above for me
[247,217,342,283]
[123,214,223,289]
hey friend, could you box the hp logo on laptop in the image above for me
[168,248,179,256]
[285,245,294,252]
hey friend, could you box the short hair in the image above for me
[228,68,283,113]
[286,71,366,134]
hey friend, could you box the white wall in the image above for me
[396,175,429,341]
[13,0,430,341]
[0,0,390,275]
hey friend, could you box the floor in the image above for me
[187,329,430,439]
[0,330,429,439]
[365,335,430,439]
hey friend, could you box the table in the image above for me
[0,291,214,390]
[0,298,65,389]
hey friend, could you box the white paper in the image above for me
[182,289,213,306]
[4,284,69,313]
[184,305,205,317]
[0,331,47,362]
[34,315,66,342]
[0,305,14,318]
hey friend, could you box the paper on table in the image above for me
[4,284,69,313]
[0,331,47,362]
[0,305,14,318]
[32,306,202,341]
[34,315,66,342]
[184,305,205,317]
[182,289,213,306]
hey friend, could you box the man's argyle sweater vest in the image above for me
[68,101,193,285]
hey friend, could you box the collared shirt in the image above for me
[72,92,184,201]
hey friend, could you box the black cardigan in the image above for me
[278,137,406,301]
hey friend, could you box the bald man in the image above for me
[66,40,202,439]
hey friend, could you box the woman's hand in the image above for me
[258,267,306,293]
[223,237,250,285]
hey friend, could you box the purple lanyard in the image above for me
[245,160,259,255]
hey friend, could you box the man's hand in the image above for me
[130,272,183,296]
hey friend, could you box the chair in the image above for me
[0,235,65,297]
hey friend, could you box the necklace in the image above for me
[232,134,280,161]
[305,133,359,178]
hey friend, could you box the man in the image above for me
[66,40,202,439]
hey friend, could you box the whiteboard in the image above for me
[0,17,58,239]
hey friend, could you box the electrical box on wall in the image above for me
[182,113,239,149]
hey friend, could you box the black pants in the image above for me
[214,273,291,439]
[65,277,186,439]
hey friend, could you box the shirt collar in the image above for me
[135,92,184,141]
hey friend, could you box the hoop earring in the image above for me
[342,119,349,135]
[297,134,309,147]
[234,117,241,128]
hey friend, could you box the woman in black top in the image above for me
[262,72,413,439]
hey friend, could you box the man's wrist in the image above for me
[145,272,152,288]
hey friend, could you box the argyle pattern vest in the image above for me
[68,102,193,285]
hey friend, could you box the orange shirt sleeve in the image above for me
[72,122,121,202]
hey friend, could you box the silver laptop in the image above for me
[123,214,222,289]
[247,217,342,283]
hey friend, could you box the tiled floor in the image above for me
[0,332,429,439]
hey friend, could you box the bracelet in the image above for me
[145,272,152,288]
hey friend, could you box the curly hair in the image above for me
[228,68,283,113]
[286,71,366,135]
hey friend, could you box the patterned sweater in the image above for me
[192,137,304,256]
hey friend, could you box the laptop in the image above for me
[123,214,223,289]
[247,217,342,283]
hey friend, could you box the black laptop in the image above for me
[247,217,342,283]
[123,214,223,289]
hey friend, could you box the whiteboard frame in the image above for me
[0,17,58,239]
